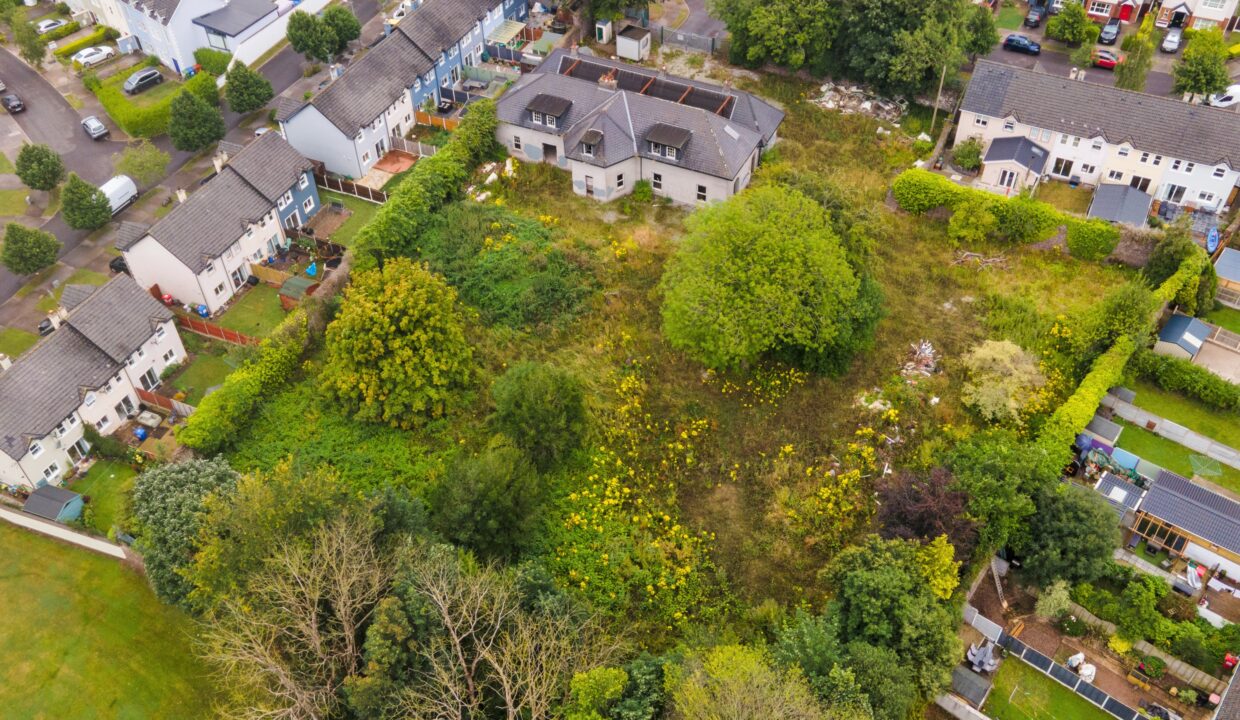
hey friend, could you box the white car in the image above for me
[35,18,67,35]
[71,46,115,67]
[1209,84,1240,109]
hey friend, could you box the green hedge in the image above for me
[891,168,964,214]
[353,99,498,265]
[184,70,219,107]
[193,47,231,75]
[1130,348,1240,412]
[1037,335,1136,464]
[891,168,1065,245]
[38,20,80,42]
[53,25,119,59]
[1154,245,1209,305]
[178,310,309,454]
[84,62,197,138]
[1066,217,1121,261]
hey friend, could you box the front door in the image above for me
[1171,11,1186,26]
[542,143,557,164]
[1119,2,1133,21]
[998,169,1018,189]
[585,175,594,197]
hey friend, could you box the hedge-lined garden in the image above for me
[1130,349,1240,412]
[54,26,120,63]
[84,62,216,137]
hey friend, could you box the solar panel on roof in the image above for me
[1050,664,1079,688]
[1024,650,1052,671]
[558,56,736,118]
[1104,697,1138,720]
[1077,682,1108,706]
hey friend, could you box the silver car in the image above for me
[35,18,67,34]
[81,115,108,140]
[1161,27,1183,53]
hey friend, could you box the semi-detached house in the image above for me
[0,277,185,490]
[278,0,528,179]
[118,131,319,314]
[959,60,1240,214]
[494,49,784,205]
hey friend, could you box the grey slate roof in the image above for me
[983,136,1048,173]
[1216,671,1240,720]
[1217,247,1240,284]
[59,284,97,312]
[274,96,306,123]
[193,0,275,36]
[1158,312,1210,357]
[618,25,650,40]
[224,131,313,203]
[115,221,151,251]
[528,93,573,117]
[1141,469,1240,554]
[0,277,171,462]
[950,666,993,709]
[1088,183,1152,226]
[121,0,183,24]
[964,60,1240,169]
[23,485,80,520]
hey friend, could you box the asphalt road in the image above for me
[985,40,1175,97]
[677,0,726,38]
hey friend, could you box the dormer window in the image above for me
[526,94,571,130]
[582,143,594,157]
[546,115,556,129]
[646,124,689,162]
[532,111,543,124]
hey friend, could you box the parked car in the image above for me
[1208,83,1240,108]
[35,18,67,35]
[1099,17,1122,45]
[0,79,7,93]
[37,318,55,336]
[1024,5,1047,27]
[254,126,270,138]
[1,94,25,113]
[81,115,108,140]
[99,175,138,215]
[109,255,129,275]
[71,46,115,68]
[123,68,163,95]
[1160,27,1183,53]
[1003,34,1042,55]
[1092,49,1121,69]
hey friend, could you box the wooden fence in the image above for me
[249,262,292,287]
[286,229,346,259]
[314,172,387,203]
[136,387,196,418]
[414,110,461,131]
[175,314,259,346]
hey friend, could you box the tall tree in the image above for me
[0,223,59,275]
[960,339,1047,426]
[1014,484,1120,586]
[833,0,963,94]
[670,645,836,720]
[877,468,978,561]
[741,0,836,71]
[61,172,112,230]
[947,430,1057,551]
[224,62,275,114]
[15,143,64,191]
[168,89,225,152]
[129,457,239,606]
[962,4,999,60]
[112,140,170,187]
[321,5,361,54]
[1115,16,1157,91]
[428,445,544,561]
[1046,1,1097,45]
[1143,219,1217,316]
[491,361,588,470]
[8,9,44,67]
[1174,26,1230,101]
[286,10,337,64]
[321,258,473,428]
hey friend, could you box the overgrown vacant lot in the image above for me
[0,524,215,718]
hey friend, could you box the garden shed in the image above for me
[950,665,993,709]
[1216,247,1240,293]
[616,25,651,61]
[23,485,83,523]
[278,276,320,311]
[1154,313,1210,361]
[1087,183,1152,227]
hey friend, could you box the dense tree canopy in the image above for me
[1046,1,1098,45]
[61,172,112,230]
[1116,16,1157,92]
[428,445,544,561]
[224,62,274,114]
[1,223,60,275]
[1014,485,1120,586]
[491,361,588,470]
[287,10,338,63]
[961,339,1046,425]
[947,430,1057,552]
[877,468,978,561]
[1174,26,1230,100]
[321,5,361,54]
[15,143,64,191]
[169,89,225,152]
[1144,220,1217,316]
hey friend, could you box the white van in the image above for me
[100,175,138,215]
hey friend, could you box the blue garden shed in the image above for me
[23,485,83,523]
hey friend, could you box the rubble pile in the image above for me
[902,340,939,377]
[813,81,907,123]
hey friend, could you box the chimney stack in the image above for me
[599,69,618,91]
[212,147,230,174]
[176,187,188,203]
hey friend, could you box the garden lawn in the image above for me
[0,188,30,216]
[0,151,15,174]
[215,284,286,337]
[71,459,137,534]
[1206,305,1240,335]
[1115,419,1240,494]
[996,5,1025,29]
[172,352,235,405]
[89,65,183,137]
[1036,180,1093,215]
[319,190,380,247]
[0,522,216,718]
[36,267,110,313]
[0,326,38,358]
[986,658,1111,720]
[1131,379,1240,449]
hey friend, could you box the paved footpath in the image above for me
[0,505,126,559]
[1102,393,1240,471]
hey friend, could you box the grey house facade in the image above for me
[494,50,783,205]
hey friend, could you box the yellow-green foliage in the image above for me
[1037,335,1135,464]
[1065,217,1121,261]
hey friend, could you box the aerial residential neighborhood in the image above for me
[8,0,1240,717]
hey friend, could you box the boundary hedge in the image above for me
[1130,349,1240,412]
[84,62,214,137]
[38,21,80,42]
[54,26,120,61]
[193,48,231,76]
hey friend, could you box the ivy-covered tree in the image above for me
[321,5,361,55]
[1174,26,1230,101]
[947,430,1058,552]
[491,361,588,470]
[1143,219,1217,316]
[224,62,274,114]
[61,172,112,230]
[321,258,473,428]
[660,186,875,372]
[129,457,240,606]
[15,143,64,192]
[0,222,59,275]
[169,89,225,152]
[287,10,337,64]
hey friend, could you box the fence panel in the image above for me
[136,387,196,417]
[175,314,260,346]
[249,262,292,287]
[313,173,388,204]
[388,135,438,158]
[622,12,720,53]
[414,110,461,131]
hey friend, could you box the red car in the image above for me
[1092,49,1121,70]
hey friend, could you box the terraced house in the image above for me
[958,60,1240,217]
[0,278,184,490]
[494,49,784,205]
[118,132,319,314]
[278,0,528,179]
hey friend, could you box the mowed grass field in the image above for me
[986,659,1111,720]
[0,523,215,719]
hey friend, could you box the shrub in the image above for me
[1142,654,1167,679]
[169,88,225,151]
[1035,579,1071,619]
[193,47,231,75]
[992,192,1062,244]
[37,20,79,42]
[1,222,60,275]
[15,142,64,191]
[86,63,175,137]
[83,425,128,460]
[891,168,963,213]
[492,361,588,470]
[1037,335,1136,465]
[948,193,998,245]
[61,172,112,230]
[1130,348,1240,411]
[52,25,119,59]
[951,136,983,171]
[1066,217,1121,260]
[1108,634,1133,654]
[178,310,309,454]
[184,69,220,107]
[631,179,653,203]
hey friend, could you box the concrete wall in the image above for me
[570,157,638,201]
[639,155,736,206]
[283,106,364,178]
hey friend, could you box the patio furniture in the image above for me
[437,99,453,114]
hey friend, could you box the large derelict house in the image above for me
[494,49,784,205]
[118,132,319,314]
[0,277,185,490]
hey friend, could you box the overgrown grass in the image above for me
[35,266,109,312]
[215,284,286,337]
[1206,305,1240,335]
[0,523,216,717]
[1130,379,1240,450]
[986,658,1111,720]
[71,459,137,534]
[1116,418,1240,493]
[318,190,380,247]
[0,326,38,358]
[1036,180,1093,216]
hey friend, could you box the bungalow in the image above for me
[118,132,319,314]
[0,277,185,490]
[1132,469,1240,578]
[279,0,527,179]
[494,49,784,205]
[958,60,1240,211]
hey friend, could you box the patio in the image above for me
[355,150,417,190]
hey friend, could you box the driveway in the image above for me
[987,34,1176,97]
[676,0,726,37]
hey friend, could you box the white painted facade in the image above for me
[1153,0,1239,30]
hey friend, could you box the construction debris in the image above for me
[953,251,1009,270]
[903,340,939,377]
[813,81,907,123]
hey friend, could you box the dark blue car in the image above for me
[1002,34,1042,55]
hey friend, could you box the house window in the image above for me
[1053,158,1074,177]
[1059,134,1068,145]
[278,191,292,209]
[29,441,43,459]
[1091,139,1103,151]
[1152,155,1162,166]
[652,173,662,190]
[974,116,988,127]
[1118,146,1130,157]
[83,392,96,407]
[298,174,309,190]
[1080,164,1096,174]
[1041,129,1051,142]
[95,415,111,431]
[356,131,364,142]
[214,282,226,295]
[513,135,522,150]
[1003,120,1015,132]
[696,185,707,202]
[1185,163,1195,173]
[301,196,314,213]
[532,111,543,124]
[1089,0,1110,13]
[1200,191,1216,202]
[1172,159,1182,171]
[1130,175,1151,192]
[1108,170,1124,181]
[162,349,176,363]
[1203,0,1226,9]
[1028,127,1038,139]
[155,325,166,340]
[362,151,371,163]
[42,462,61,482]
[617,173,624,189]
[546,115,557,129]
[1140,152,1150,163]
[1165,184,1187,203]
[1214,167,1226,178]
[582,142,594,157]
[1072,137,1080,148]
[67,415,78,428]
[667,147,678,160]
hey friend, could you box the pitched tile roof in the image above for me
[59,284,97,312]
[1141,470,1240,555]
[62,275,173,364]
[23,485,80,520]
[983,136,1048,173]
[1216,247,1240,284]
[964,60,1240,169]
[115,221,151,251]
[223,131,313,203]
[121,0,183,25]
[193,0,275,36]
[1158,312,1210,357]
